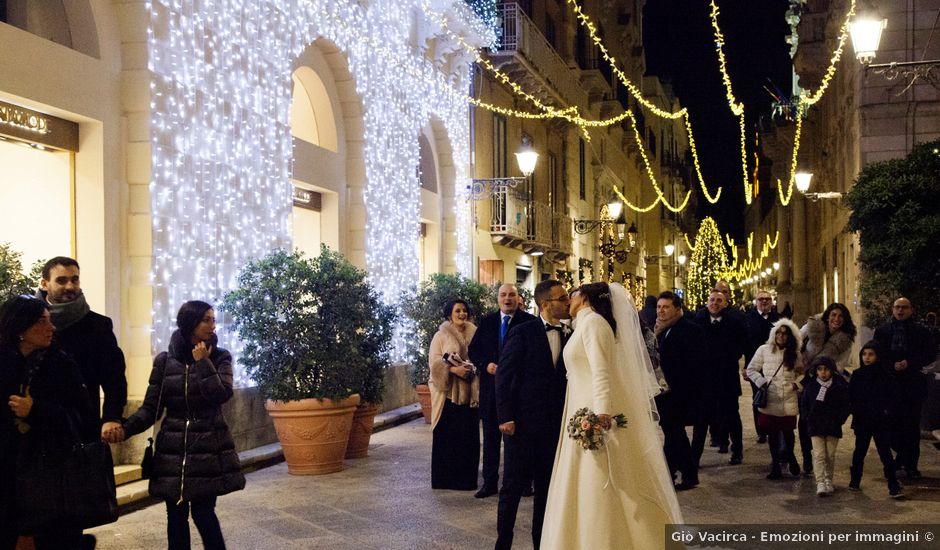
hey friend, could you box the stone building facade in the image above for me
[747,0,940,330]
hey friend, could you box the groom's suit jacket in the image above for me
[468,309,536,423]
[495,318,568,434]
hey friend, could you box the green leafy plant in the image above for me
[400,273,494,386]
[0,243,40,301]
[221,246,395,403]
[844,139,940,327]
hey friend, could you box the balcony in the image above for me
[489,3,588,109]
[489,185,528,245]
[526,200,554,250]
[551,212,573,258]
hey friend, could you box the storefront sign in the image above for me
[292,187,322,211]
[0,100,79,152]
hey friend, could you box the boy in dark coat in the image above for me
[801,356,850,496]
[848,341,908,498]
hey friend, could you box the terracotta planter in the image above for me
[415,384,432,424]
[265,394,361,475]
[345,402,380,458]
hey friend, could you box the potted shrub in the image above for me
[0,242,42,301]
[400,273,492,423]
[345,300,395,459]
[222,246,393,474]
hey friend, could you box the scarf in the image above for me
[654,310,682,338]
[37,290,90,331]
[816,378,833,402]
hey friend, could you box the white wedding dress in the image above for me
[541,284,683,549]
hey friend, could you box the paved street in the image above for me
[90,398,940,549]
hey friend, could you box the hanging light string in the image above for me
[565,0,723,204]
[421,0,692,213]
[708,0,754,204]
[725,231,780,280]
[776,0,856,203]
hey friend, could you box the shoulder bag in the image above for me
[15,407,119,532]
[140,355,168,480]
[752,361,785,409]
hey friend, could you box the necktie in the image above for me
[499,315,510,346]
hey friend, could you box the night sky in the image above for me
[644,0,793,239]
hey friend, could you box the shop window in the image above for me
[0,139,73,269]
[291,186,322,259]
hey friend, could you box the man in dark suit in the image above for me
[494,280,570,550]
[468,284,535,499]
[654,291,704,490]
[744,290,780,442]
[692,291,747,466]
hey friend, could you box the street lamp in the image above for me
[469,136,539,199]
[794,170,843,201]
[574,201,638,273]
[849,9,940,91]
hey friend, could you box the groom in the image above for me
[494,280,570,550]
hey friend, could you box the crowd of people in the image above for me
[1,257,243,550]
[427,279,940,548]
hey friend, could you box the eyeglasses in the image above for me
[757,297,772,302]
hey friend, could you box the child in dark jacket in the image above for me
[801,356,850,496]
[848,341,906,498]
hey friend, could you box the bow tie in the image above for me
[546,324,564,333]
[711,318,722,324]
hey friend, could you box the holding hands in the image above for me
[102,421,125,443]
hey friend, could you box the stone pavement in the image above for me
[89,399,940,549]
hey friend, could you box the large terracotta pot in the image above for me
[265,394,361,475]
[415,384,432,424]
[345,402,380,459]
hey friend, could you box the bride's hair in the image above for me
[577,282,617,335]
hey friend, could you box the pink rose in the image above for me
[581,420,591,430]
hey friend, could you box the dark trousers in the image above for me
[495,428,557,550]
[766,430,797,469]
[747,380,762,433]
[891,420,921,473]
[851,428,898,487]
[481,416,502,490]
[798,415,813,467]
[660,414,697,483]
[692,397,743,463]
[0,525,16,550]
[34,528,83,550]
[166,497,226,550]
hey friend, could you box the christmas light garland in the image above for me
[147,0,487,371]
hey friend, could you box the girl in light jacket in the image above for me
[747,318,804,479]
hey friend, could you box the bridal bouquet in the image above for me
[566,407,627,451]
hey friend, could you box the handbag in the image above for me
[15,410,119,532]
[752,361,785,409]
[141,361,167,480]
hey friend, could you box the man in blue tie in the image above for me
[468,283,535,498]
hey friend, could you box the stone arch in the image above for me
[2,0,100,57]
[289,38,366,267]
[423,116,460,275]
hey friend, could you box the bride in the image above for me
[541,282,683,549]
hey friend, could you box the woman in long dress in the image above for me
[541,282,683,549]
[427,299,480,490]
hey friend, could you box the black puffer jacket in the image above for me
[124,331,245,502]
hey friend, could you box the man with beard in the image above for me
[38,257,127,443]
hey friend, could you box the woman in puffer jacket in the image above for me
[747,318,804,479]
[121,301,245,550]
